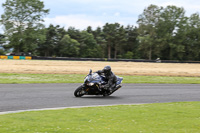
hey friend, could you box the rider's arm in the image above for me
[96,70,103,75]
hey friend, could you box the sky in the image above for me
[0,0,200,33]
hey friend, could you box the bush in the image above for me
[124,51,133,59]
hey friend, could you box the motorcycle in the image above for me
[74,69,123,97]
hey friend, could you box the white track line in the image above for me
[0,103,145,115]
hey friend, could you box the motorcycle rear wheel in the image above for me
[74,86,85,97]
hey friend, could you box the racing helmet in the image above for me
[103,65,111,75]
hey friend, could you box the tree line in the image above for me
[0,0,200,61]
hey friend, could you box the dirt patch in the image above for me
[0,60,200,77]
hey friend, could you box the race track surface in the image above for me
[0,83,200,112]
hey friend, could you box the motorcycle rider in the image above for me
[96,66,117,93]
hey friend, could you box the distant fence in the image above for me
[1,55,200,63]
[32,56,156,62]
[0,55,32,60]
[31,56,200,63]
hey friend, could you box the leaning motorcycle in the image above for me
[74,69,123,97]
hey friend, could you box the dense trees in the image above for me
[0,34,5,46]
[1,1,200,61]
[0,34,5,54]
[137,4,200,61]
[59,35,80,57]
[37,24,66,56]
[0,0,49,54]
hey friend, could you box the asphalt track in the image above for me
[0,83,200,113]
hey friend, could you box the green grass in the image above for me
[123,75,200,84]
[0,73,200,84]
[0,73,85,84]
[0,102,200,133]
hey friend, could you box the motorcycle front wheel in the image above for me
[74,86,85,97]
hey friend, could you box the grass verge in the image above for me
[0,73,200,84]
[0,102,200,133]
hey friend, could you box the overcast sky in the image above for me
[0,0,200,32]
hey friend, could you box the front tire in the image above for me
[74,86,85,97]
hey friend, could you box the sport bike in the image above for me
[74,69,123,97]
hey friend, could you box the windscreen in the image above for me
[91,73,101,80]
[84,73,101,83]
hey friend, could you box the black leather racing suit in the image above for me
[96,70,117,92]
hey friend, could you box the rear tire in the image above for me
[74,86,85,97]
